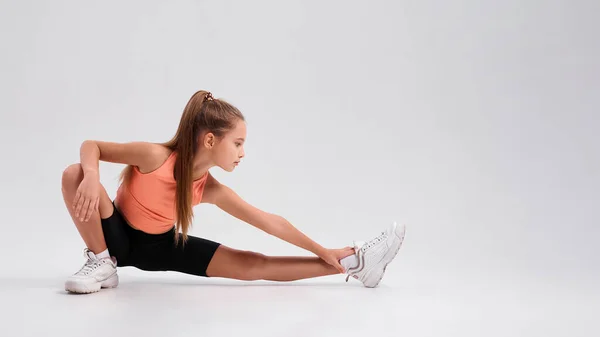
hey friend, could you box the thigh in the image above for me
[127,233,221,276]
[166,235,222,277]
[205,245,266,280]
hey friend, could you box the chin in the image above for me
[221,165,235,172]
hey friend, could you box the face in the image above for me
[202,119,246,172]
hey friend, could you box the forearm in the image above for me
[80,140,100,178]
[266,216,326,257]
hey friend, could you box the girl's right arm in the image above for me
[81,140,166,174]
[74,140,167,222]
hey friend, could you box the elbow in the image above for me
[80,140,97,150]
[79,140,101,162]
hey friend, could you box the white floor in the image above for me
[3,266,597,337]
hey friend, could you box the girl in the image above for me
[62,90,406,294]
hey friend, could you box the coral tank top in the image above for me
[114,151,209,234]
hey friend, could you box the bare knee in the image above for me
[62,163,84,191]
[206,246,271,280]
[61,163,113,218]
[238,251,268,281]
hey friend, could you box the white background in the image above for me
[1,0,598,336]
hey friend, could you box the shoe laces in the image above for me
[361,231,388,252]
[75,249,102,276]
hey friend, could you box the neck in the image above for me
[192,151,212,180]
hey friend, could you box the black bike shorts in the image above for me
[101,201,221,277]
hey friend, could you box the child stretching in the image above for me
[61,90,406,293]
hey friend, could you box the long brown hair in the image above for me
[119,90,245,245]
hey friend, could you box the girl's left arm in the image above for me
[201,173,327,257]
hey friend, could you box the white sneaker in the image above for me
[345,222,406,288]
[65,248,119,293]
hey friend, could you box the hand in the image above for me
[319,247,356,274]
[73,174,100,222]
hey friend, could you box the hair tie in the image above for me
[204,92,214,102]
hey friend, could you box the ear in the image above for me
[201,132,216,149]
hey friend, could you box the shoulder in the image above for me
[136,144,174,174]
[94,140,173,174]
[200,172,224,204]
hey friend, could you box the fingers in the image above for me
[88,197,99,221]
[320,255,345,274]
[73,193,99,222]
[83,197,99,222]
[86,199,96,222]
[80,198,91,221]
[338,248,356,260]
[72,191,80,210]
[73,192,83,217]
[85,202,95,222]
[327,256,345,274]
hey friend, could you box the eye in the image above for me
[235,143,241,147]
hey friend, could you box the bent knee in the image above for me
[61,163,83,189]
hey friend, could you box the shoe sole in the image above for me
[65,273,119,294]
[365,223,406,288]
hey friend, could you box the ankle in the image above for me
[340,254,359,271]
[94,248,110,260]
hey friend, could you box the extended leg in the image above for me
[206,245,341,281]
